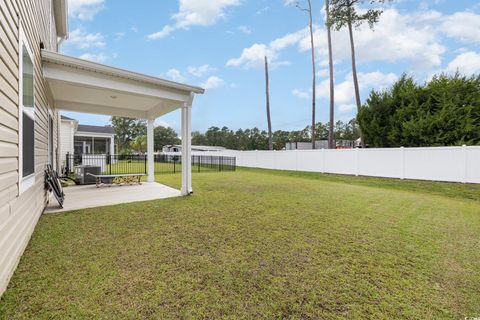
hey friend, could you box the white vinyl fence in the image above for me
[201,146,480,184]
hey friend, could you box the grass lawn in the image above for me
[1,168,479,319]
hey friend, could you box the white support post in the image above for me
[147,119,155,183]
[355,147,359,176]
[187,104,193,193]
[400,147,405,180]
[321,148,326,174]
[110,136,115,155]
[181,97,193,195]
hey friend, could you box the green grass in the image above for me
[1,168,479,319]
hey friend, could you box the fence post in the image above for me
[144,155,147,175]
[321,148,326,174]
[110,154,112,175]
[462,145,468,184]
[400,147,405,180]
[66,152,70,174]
[295,149,298,172]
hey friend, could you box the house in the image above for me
[0,0,204,296]
[162,145,227,153]
[60,115,115,165]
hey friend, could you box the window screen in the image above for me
[22,44,35,178]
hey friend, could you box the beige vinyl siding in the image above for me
[0,0,60,295]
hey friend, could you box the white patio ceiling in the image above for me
[42,50,204,119]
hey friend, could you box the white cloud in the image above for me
[148,25,176,40]
[256,6,269,15]
[292,88,310,99]
[227,27,309,69]
[317,71,398,105]
[305,9,446,71]
[115,32,125,40]
[227,43,276,69]
[156,120,172,128]
[148,0,241,40]
[229,8,480,73]
[187,64,216,77]
[292,72,398,109]
[161,69,187,82]
[445,52,480,76]
[64,28,105,49]
[226,29,309,69]
[270,28,309,51]
[338,104,356,114]
[78,53,108,63]
[317,69,329,77]
[202,76,225,90]
[283,0,297,6]
[441,12,480,44]
[237,26,252,34]
[68,0,104,21]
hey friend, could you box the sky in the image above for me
[62,0,480,134]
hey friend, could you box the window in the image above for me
[19,31,35,193]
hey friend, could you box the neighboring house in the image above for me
[285,140,359,150]
[285,141,329,150]
[0,0,204,296]
[60,115,115,163]
[162,145,226,153]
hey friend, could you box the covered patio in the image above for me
[43,50,204,199]
[45,182,181,213]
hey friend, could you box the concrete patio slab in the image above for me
[45,182,181,213]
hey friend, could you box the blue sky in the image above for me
[62,0,480,134]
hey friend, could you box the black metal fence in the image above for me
[65,153,236,175]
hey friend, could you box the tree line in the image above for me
[189,119,360,151]
[111,117,361,153]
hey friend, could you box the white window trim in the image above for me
[18,26,36,195]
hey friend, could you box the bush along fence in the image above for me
[204,146,480,184]
[64,153,236,175]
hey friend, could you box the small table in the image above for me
[87,173,146,188]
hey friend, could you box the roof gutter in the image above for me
[53,0,68,42]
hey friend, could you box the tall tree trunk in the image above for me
[307,0,316,149]
[265,56,273,150]
[326,0,335,149]
[347,20,365,147]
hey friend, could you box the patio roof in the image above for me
[42,50,204,119]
